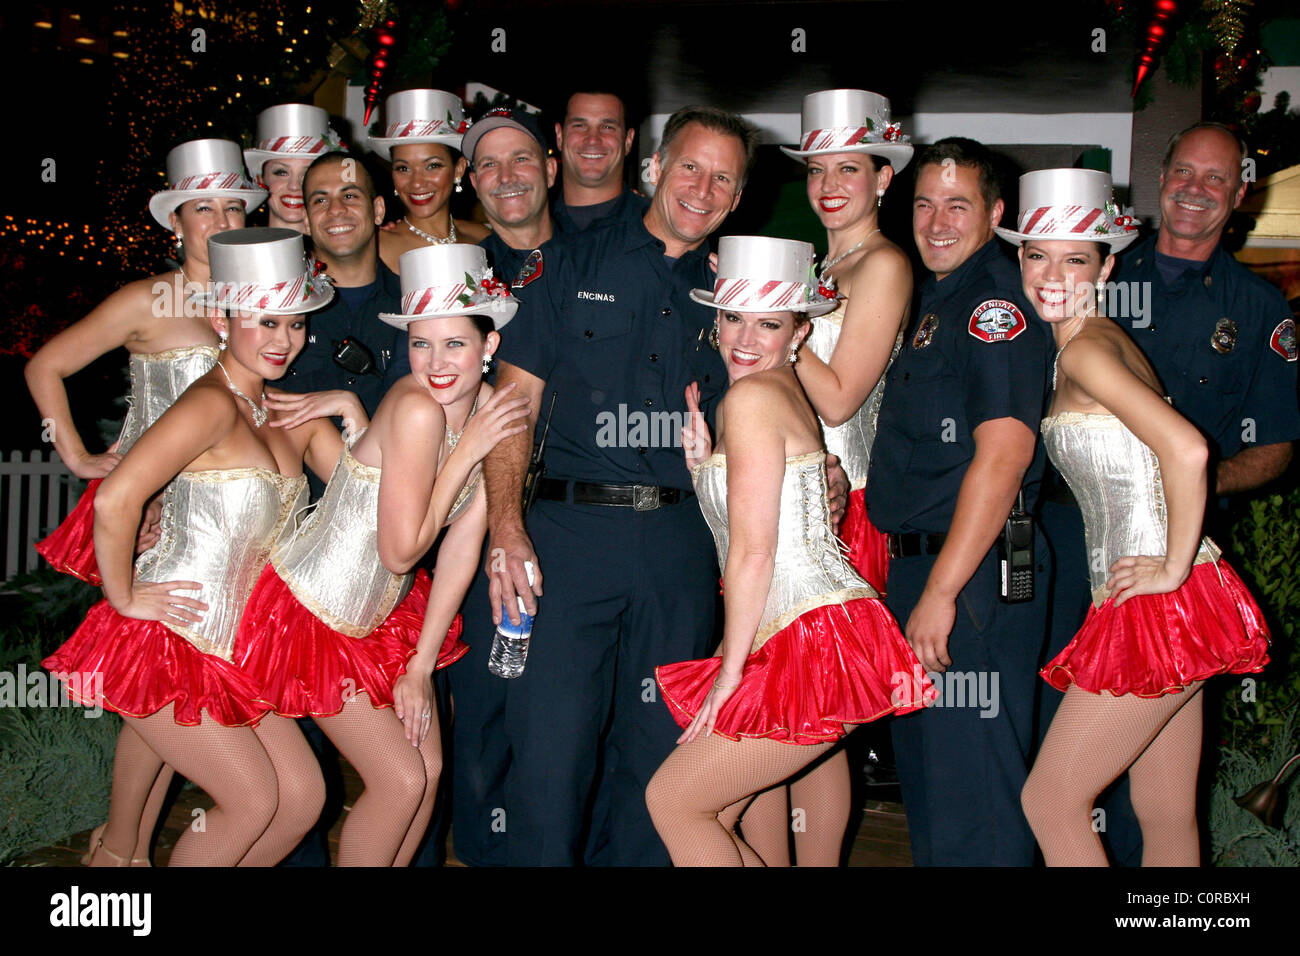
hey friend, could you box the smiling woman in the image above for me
[370,90,489,273]
[42,228,349,867]
[244,104,344,235]
[646,236,930,867]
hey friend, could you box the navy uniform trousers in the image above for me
[451,493,718,867]
[886,535,1051,866]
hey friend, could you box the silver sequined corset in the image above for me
[272,445,407,637]
[1041,411,1220,605]
[135,468,308,660]
[115,346,219,454]
[692,451,878,651]
[803,305,899,490]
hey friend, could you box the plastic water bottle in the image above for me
[488,561,535,679]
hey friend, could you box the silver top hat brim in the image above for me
[378,297,518,331]
[369,133,465,162]
[780,141,913,173]
[994,225,1138,254]
[149,187,268,230]
[688,288,840,319]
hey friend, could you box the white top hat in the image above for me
[995,168,1140,252]
[379,244,518,330]
[780,89,913,171]
[148,139,267,229]
[689,236,838,317]
[368,89,469,160]
[243,104,343,179]
[196,227,334,315]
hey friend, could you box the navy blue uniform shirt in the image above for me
[1114,235,1299,461]
[282,258,407,416]
[496,215,726,490]
[552,188,650,234]
[868,239,1051,534]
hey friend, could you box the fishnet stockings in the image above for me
[123,707,323,866]
[1022,682,1204,867]
[736,747,852,867]
[92,725,172,866]
[646,732,836,867]
[314,692,441,867]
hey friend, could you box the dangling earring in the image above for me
[481,353,492,375]
[788,342,799,365]
[174,234,184,255]
[394,188,400,198]
[218,328,228,352]
[707,319,720,351]
[876,189,884,209]
[1096,283,1106,316]
[455,178,464,194]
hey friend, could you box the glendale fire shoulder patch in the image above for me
[1270,318,1297,362]
[967,299,1027,343]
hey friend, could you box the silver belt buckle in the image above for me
[632,485,660,511]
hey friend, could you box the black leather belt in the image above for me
[886,532,948,559]
[537,478,694,511]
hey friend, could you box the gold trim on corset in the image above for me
[1090,538,1224,607]
[131,344,221,364]
[448,471,481,522]
[751,585,880,652]
[342,442,381,482]
[278,564,413,637]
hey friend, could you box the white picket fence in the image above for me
[0,449,83,581]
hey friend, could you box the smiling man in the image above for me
[469,106,758,866]
[867,137,1052,866]
[1114,123,1298,497]
[552,90,649,232]
[286,151,406,431]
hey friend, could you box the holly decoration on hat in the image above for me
[882,122,903,142]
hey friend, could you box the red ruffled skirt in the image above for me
[235,565,468,717]
[35,478,102,584]
[1041,560,1270,698]
[656,597,932,745]
[840,487,889,594]
[42,600,270,727]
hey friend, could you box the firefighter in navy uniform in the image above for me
[867,139,1053,866]
[475,106,761,867]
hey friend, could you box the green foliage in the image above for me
[0,574,115,864]
[393,4,452,83]
[1210,712,1300,866]
[1222,487,1300,747]
[0,699,119,865]
[1210,485,1300,865]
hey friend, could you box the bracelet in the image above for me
[712,678,741,691]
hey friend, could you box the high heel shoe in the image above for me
[80,822,151,866]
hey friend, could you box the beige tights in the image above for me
[1022,682,1204,866]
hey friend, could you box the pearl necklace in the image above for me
[445,393,480,451]
[819,228,880,281]
[217,361,268,428]
[404,216,457,245]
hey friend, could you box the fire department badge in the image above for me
[913,313,939,349]
[1211,317,1238,354]
[513,249,544,288]
[967,300,1026,343]
[1271,318,1297,362]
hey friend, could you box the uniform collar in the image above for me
[622,214,709,265]
[922,237,1003,305]
[1128,233,1231,283]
